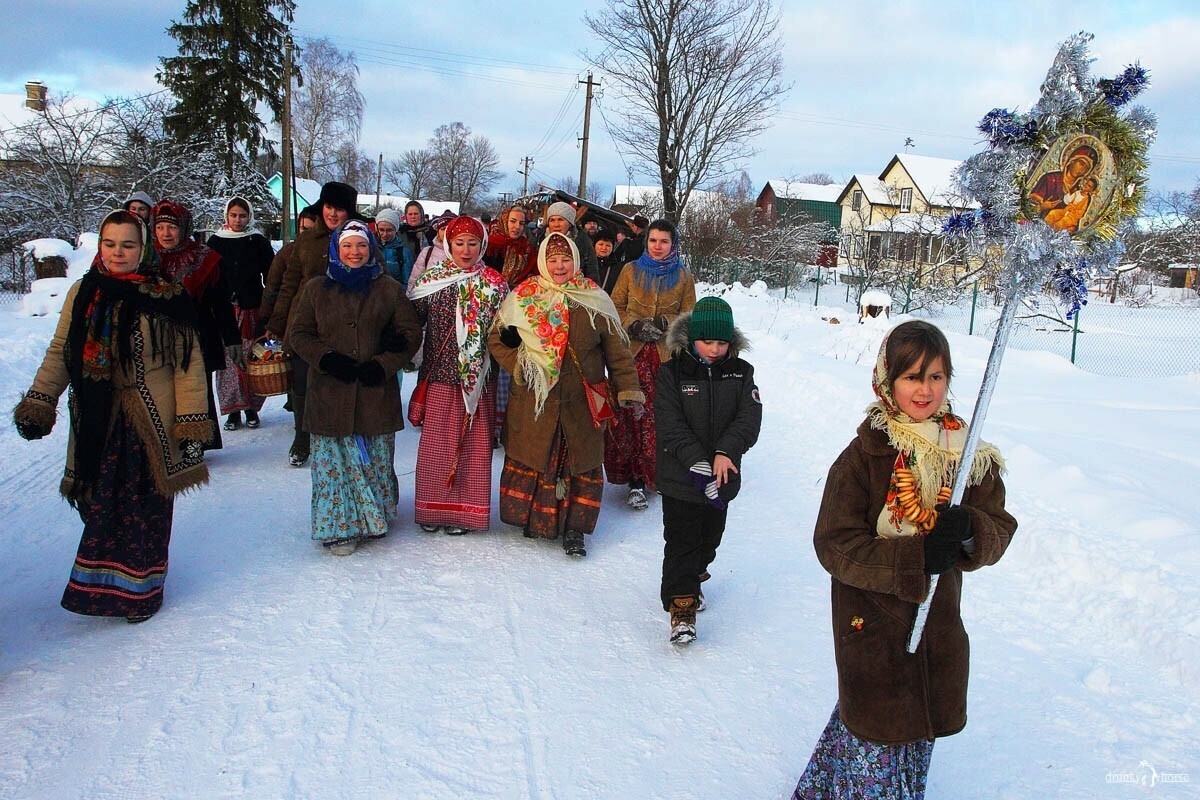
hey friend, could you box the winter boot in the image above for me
[326,539,359,556]
[627,486,649,511]
[223,411,242,431]
[245,410,260,429]
[563,530,586,557]
[669,596,697,645]
[126,614,154,624]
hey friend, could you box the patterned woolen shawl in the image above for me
[65,246,197,504]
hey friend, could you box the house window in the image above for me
[899,188,913,213]
[851,190,862,211]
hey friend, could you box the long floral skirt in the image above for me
[603,343,659,487]
[791,705,934,800]
[63,409,174,618]
[216,307,265,415]
[310,433,398,544]
[499,426,604,539]
[414,381,495,530]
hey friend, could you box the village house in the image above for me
[835,153,978,280]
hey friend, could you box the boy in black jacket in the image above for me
[655,296,762,645]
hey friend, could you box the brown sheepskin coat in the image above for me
[489,304,643,475]
[287,273,422,437]
[815,419,1017,745]
[16,280,211,499]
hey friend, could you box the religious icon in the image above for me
[1025,133,1118,235]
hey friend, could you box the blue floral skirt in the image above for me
[310,433,398,544]
[792,705,934,800]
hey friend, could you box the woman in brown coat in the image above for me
[792,320,1017,799]
[13,210,211,622]
[489,232,644,557]
[605,218,696,510]
[288,220,422,555]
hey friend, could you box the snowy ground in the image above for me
[1,278,1197,799]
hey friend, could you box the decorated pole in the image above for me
[906,32,1154,653]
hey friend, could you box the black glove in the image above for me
[180,439,204,461]
[358,359,386,387]
[654,315,672,333]
[319,351,359,383]
[15,417,48,441]
[923,504,973,575]
[628,318,664,342]
[499,325,521,348]
[380,328,408,353]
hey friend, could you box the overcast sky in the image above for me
[2,0,1197,202]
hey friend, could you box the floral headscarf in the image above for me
[496,232,625,417]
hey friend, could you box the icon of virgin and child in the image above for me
[1027,134,1115,235]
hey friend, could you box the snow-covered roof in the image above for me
[22,238,75,259]
[766,180,842,203]
[883,154,968,207]
[367,194,461,218]
[837,175,893,207]
[859,289,892,307]
[611,185,664,207]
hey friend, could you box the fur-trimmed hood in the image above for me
[665,308,750,358]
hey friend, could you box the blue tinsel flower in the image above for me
[1098,64,1148,108]
[978,108,1038,147]
[1051,261,1090,319]
[941,213,976,237]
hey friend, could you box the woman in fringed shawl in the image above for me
[409,216,508,534]
[152,198,238,450]
[13,210,211,623]
[792,321,1017,800]
[484,204,536,443]
[489,233,643,557]
[207,196,275,431]
[606,218,696,510]
[288,220,422,556]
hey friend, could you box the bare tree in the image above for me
[584,0,788,222]
[0,96,116,243]
[797,172,835,185]
[1123,188,1200,288]
[426,122,502,210]
[557,176,607,205]
[292,37,365,182]
[384,149,436,198]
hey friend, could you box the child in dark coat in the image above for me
[654,296,762,644]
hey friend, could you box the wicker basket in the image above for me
[246,339,293,397]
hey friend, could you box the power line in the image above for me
[0,88,173,138]
[295,29,579,76]
[529,84,580,158]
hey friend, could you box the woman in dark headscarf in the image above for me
[152,198,238,450]
[13,210,211,622]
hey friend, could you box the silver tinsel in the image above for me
[1031,31,1094,132]
[1125,105,1159,148]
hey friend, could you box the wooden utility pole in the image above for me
[281,35,295,244]
[519,156,534,196]
[375,152,383,209]
[578,73,598,199]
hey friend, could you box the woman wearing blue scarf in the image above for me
[606,218,697,510]
[288,220,423,555]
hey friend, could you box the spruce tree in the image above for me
[157,0,295,181]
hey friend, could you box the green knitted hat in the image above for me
[690,296,734,342]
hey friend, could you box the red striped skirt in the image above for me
[414,380,495,530]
